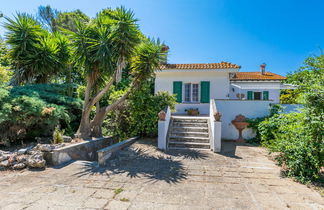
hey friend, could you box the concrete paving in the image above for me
[0,140,323,210]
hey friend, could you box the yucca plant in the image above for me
[65,7,167,138]
[5,13,70,84]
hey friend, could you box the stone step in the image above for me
[170,131,209,138]
[168,147,210,151]
[172,122,208,127]
[172,126,208,133]
[168,141,210,149]
[172,118,208,123]
[169,136,210,143]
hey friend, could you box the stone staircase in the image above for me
[167,116,211,150]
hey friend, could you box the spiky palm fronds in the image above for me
[131,38,167,81]
[5,13,42,63]
[5,13,69,84]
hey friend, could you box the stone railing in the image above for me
[209,99,222,152]
[157,106,171,150]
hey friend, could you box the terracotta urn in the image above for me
[158,110,166,121]
[214,112,222,121]
[231,114,249,143]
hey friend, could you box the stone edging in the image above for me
[97,136,139,167]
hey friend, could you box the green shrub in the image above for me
[246,104,282,144]
[0,84,82,145]
[103,81,176,139]
[259,112,322,182]
[53,127,64,144]
[0,66,12,86]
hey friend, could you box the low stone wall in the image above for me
[44,137,115,166]
[97,137,139,167]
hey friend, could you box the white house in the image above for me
[155,62,291,113]
[155,61,296,152]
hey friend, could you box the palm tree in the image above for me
[68,7,166,138]
[5,13,69,84]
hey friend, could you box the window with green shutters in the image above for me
[247,91,253,100]
[263,91,269,100]
[200,81,210,103]
[173,81,182,103]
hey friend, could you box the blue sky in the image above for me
[0,0,323,76]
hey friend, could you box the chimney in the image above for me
[260,63,266,75]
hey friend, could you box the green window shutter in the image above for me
[173,81,182,103]
[247,91,253,100]
[263,91,269,100]
[200,81,210,103]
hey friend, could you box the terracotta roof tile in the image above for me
[230,72,286,81]
[160,62,241,70]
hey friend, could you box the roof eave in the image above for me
[155,68,240,73]
[230,79,286,82]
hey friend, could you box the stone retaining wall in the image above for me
[44,137,116,166]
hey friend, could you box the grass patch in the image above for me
[114,188,124,195]
[120,198,129,202]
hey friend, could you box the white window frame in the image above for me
[183,83,200,103]
[184,83,191,102]
[192,83,199,102]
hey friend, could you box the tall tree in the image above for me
[0,38,11,67]
[56,10,90,32]
[4,13,69,84]
[67,7,166,138]
[280,53,324,104]
[37,5,59,32]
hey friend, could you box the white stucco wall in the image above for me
[229,82,281,103]
[174,103,210,115]
[155,70,232,101]
[215,100,272,140]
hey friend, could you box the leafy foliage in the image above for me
[246,104,282,144]
[258,112,323,183]
[250,54,324,182]
[0,38,11,67]
[52,126,64,144]
[280,53,324,104]
[104,81,176,139]
[0,84,82,145]
[37,5,59,32]
[4,13,71,84]
[0,66,12,86]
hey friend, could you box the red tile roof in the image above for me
[230,72,286,81]
[160,62,241,70]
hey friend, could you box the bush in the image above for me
[53,127,64,144]
[0,84,82,145]
[103,81,176,139]
[246,104,282,144]
[0,66,12,86]
[254,54,324,182]
[258,112,322,182]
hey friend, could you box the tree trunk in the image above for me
[75,114,92,139]
[91,108,106,137]
[75,62,128,139]
[90,79,140,137]
[75,76,93,139]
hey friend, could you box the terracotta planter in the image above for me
[158,110,166,121]
[214,112,222,121]
[186,109,199,116]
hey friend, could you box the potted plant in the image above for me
[214,112,222,121]
[185,108,199,116]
